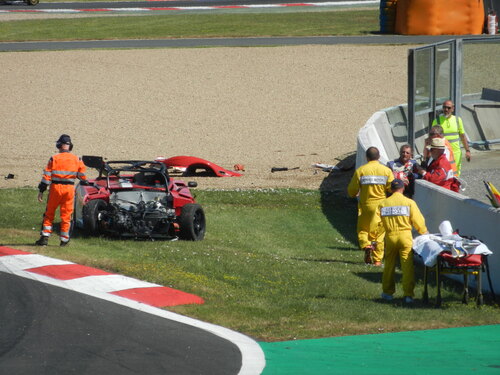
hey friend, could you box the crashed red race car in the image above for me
[73,156,206,240]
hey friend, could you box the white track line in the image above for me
[0,254,73,269]
[0,0,378,13]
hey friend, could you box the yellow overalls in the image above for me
[376,192,427,297]
[348,160,394,263]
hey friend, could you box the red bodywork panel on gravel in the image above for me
[156,156,242,177]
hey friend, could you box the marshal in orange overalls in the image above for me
[36,135,86,246]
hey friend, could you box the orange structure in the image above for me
[395,0,485,35]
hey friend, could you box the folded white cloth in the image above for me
[413,234,492,267]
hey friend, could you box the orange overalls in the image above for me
[39,151,86,243]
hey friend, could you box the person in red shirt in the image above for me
[35,134,87,247]
[422,125,458,177]
[418,137,454,190]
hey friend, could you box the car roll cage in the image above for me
[82,156,170,190]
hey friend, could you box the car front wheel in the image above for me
[82,199,107,235]
[179,203,206,241]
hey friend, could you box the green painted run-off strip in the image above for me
[260,325,500,374]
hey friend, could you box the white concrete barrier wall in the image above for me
[355,111,391,168]
[414,180,500,291]
[357,107,500,294]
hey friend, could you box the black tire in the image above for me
[179,203,206,241]
[82,199,107,235]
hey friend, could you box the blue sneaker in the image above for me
[404,296,414,304]
[381,293,393,301]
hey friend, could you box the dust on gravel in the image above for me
[0,45,409,191]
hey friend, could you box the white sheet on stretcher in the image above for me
[413,234,493,267]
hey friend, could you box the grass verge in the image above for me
[0,10,379,41]
[1,187,499,341]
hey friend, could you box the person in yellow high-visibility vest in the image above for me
[432,100,471,176]
[348,147,394,266]
[376,179,428,304]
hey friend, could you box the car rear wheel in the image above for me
[83,199,107,234]
[179,203,205,241]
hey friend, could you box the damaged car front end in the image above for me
[74,156,205,241]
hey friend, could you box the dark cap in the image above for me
[57,134,72,145]
[56,134,73,150]
[391,179,405,190]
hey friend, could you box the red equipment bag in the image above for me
[439,252,483,267]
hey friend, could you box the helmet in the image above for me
[56,134,73,151]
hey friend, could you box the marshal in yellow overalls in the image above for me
[376,192,427,298]
[348,160,394,264]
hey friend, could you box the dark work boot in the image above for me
[60,239,70,247]
[35,236,49,246]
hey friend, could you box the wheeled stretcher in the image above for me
[414,231,494,307]
[423,253,492,307]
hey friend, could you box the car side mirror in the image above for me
[188,181,198,188]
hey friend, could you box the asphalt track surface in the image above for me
[1,0,377,10]
[0,247,264,374]
[1,0,376,8]
[0,271,242,374]
[0,35,476,52]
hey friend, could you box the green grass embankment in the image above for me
[0,10,378,42]
[2,188,499,341]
